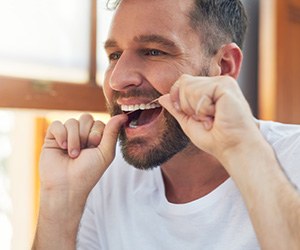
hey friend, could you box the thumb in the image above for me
[158,94,188,126]
[98,114,128,165]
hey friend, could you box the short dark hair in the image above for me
[106,0,247,55]
[189,0,247,55]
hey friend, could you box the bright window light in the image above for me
[97,0,114,84]
[0,0,90,83]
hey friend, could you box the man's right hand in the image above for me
[33,113,127,250]
[39,113,127,197]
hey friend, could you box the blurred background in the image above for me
[0,0,299,249]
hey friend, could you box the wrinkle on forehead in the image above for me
[105,34,183,55]
[111,0,194,31]
[105,0,199,55]
[134,35,175,47]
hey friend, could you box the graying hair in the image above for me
[105,0,247,55]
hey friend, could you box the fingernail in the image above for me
[70,149,79,157]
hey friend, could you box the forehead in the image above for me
[107,0,196,46]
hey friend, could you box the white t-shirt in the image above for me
[77,121,300,250]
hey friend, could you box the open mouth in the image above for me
[121,101,162,128]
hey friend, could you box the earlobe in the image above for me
[218,43,243,79]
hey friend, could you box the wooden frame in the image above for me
[259,0,300,123]
[0,76,106,112]
[0,0,107,112]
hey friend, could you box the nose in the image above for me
[108,50,143,91]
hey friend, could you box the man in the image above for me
[33,0,300,249]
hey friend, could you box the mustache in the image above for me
[112,88,161,100]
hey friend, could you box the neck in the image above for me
[161,144,229,204]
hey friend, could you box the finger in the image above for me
[172,75,196,115]
[64,118,80,158]
[45,120,67,149]
[79,113,95,148]
[192,116,214,130]
[87,120,105,148]
[194,95,215,118]
[169,74,194,111]
[159,94,213,131]
[169,79,180,110]
[98,114,128,165]
[158,94,187,125]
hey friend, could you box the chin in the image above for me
[118,107,191,170]
[119,136,189,171]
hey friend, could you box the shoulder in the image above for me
[259,120,300,146]
[259,120,300,157]
[259,120,300,186]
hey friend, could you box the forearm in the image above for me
[222,138,300,250]
[32,190,87,250]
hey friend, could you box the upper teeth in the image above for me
[121,102,161,112]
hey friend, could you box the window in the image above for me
[0,0,111,112]
[0,112,14,250]
[0,1,114,248]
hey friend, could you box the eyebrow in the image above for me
[134,34,176,48]
[104,34,178,50]
[104,39,118,49]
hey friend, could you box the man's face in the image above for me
[103,0,210,169]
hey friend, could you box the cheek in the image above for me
[149,69,182,95]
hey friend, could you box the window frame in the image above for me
[0,0,106,112]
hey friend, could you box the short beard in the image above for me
[107,67,210,170]
[119,110,190,170]
[107,87,190,170]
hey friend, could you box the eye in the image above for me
[108,51,121,61]
[143,49,166,56]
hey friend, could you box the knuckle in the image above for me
[92,121,105,131]
[180,74,191,81]
[64,118,78,127]
[48,120,63,133]
[176,74,191,85]
[47,120,66,140]
[79,113,94,122]
[221,76,237,88]
[50,120,63,128]
[79,114,94,133]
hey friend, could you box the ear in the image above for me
[213,43,243,79]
